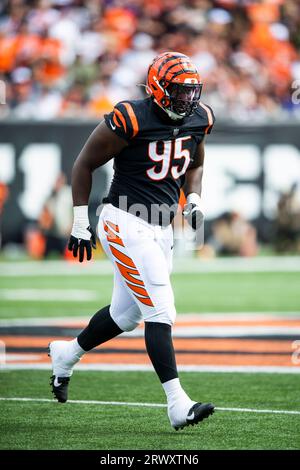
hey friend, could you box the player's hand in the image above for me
[183,203,204,230]
[182,193,204,230]
[68,206,96,262]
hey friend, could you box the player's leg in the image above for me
[49,269,141,402]
[49,213,142,402]
[77,266,142,351]
[100,206,214,429]
[142,226,214,429]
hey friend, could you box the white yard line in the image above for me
[0,312,300,326]
[0,289,99,301]
[173,257,300,273]
[1,363,300,373]
[0,396,299,415]
[0,256,300,276]
[0,311,300,327]
[0,323,299,337]
[3,354,41,361]
[0,260,113,277]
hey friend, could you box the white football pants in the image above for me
[97,204,176,331]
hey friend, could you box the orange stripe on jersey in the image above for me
[109,245,136,269]
[105,220,120,233]
[122,102,139,138]
[133,294,154,307]
[114,108,127,133]
[115,261,144,286]
[178,189,187,209]
[112,113,121,127]
[125,281,150,298]
[199,102,213,134]
[103,223,124,246]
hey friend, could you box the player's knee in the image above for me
[161,305,176,326]
[145,303,176,326]
[110,305,142,332]
[118,316,141,332]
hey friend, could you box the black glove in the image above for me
[183,203,204,230]
[68,226,96,262]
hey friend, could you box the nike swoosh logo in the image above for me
[187,412,195,421]
[53,377,61,388]
[110,120,116,130]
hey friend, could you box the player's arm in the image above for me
[182,139,205,230]
[69,121,128,262]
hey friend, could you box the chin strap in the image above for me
[153,98,184,121]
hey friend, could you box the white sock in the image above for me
[162,378,193,406]
[50,339,85,377]
[68,338,85,362]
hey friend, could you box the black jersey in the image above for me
[104,97,215,226]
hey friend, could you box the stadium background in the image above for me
[0,0,300,451]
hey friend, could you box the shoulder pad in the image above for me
[104,101,139,141]
[196,102,215,134]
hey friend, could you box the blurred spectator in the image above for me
[201,211,258,257]
[0,181,9,248]
[274,183,300,253]
[38,173,72,257]
[0,0,299,121]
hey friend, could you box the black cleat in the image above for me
[174,402,215,431]
[50,375,70,403]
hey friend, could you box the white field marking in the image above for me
[1,363,300,374]
[172,257,300,274]
[214,407,300,415]
[0,260,113,277]
[1,256,300,277]
[0,289,99,301]
[175,312,300,320]
[0,397,165,408]
[1,312,300,327]
[0,321,299,338]
[0,397,299,416]
[4,354,41,361]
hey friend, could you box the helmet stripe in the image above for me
[169,68,196,79]
[159,59,187,78]
[162,62,185,79]
[157,54,186,75]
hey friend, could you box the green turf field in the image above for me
[1,370,300,450]
[1,263,300,450]
[1,271,300,318]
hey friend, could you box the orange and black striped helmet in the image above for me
[147,51,202,120]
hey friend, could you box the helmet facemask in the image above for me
[168,82,202,116]
[162,82,202,120]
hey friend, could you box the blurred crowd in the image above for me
[0,0,300,121]
[1,173,300,257]
[275,183,300,253]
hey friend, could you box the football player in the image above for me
[49,52,215,430]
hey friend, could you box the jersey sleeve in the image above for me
[199,102,215,135]
[192,102,216,144]
[104,101,140,142]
